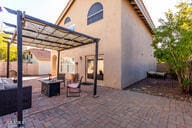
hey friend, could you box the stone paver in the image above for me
[0,77,192,128]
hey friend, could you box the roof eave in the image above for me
[55,0,75,25]
[129,0,155,33]
[56,0,155,33]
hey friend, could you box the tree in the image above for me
[0,31,17,61]
[152,2,192,93]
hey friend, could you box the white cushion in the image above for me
[4,83,17,89]
[0,83,5,90]
[67,83,79,88]
[2,78,14,84]
[0,78,3,84]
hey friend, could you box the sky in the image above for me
[0,0,186,31]
[143,0,182,26]
[0,0,69,30]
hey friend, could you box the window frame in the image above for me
[87,2,103,25]
[64,17,71,24]
[60,57,75,73]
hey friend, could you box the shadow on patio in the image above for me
[1,77,192,128]
[0,76,92,127]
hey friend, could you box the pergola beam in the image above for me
[3,35,69,50]
[3,22,17,28]
[24,14,98,41]
[4,7,17,15]
[23,28,84,45]
[3,30,86,48]
[3,31,74,47]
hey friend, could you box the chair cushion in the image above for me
[4,83,17,89]
[0,78,3,84]
[0,83,5,90]
[67,83,79,88]
[2,78,14,84]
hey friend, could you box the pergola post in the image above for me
[6,42,10,78]
[57,50,60,78]
[93,40,99,97]
[17,10,23,126]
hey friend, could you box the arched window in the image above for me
[64,17,71,24]
[87,2,103,25]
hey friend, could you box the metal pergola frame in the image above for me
[2,7,100,126]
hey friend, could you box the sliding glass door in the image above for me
[86,55,104,81]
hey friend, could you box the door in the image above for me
[85,55,104,82]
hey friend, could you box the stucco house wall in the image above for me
[56,0,122,89]
[121,0,156,88]
[30,56,38,63]
[31,55,51,75]
[52,0,156,89]
[0,62,39,76]
[51,51,58,75]
[38,61,51,75]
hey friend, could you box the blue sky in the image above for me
[0,0,184,30]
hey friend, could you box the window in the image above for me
[60,57,75,73]
[87,2,103,25]
[23,51,33,63]
[64,17,71,24]
[86,56,104,80]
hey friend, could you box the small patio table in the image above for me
[40,79,63,97]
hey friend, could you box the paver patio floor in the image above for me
[1,77,192,128]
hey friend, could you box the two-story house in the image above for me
[51,0,156,89]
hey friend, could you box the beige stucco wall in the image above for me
[52,0,156,89]
[38,61,51,75]
[51,51,58,75]
[23,63,39,75]
[30,55,51,75]
[56,0,122,89]
[30,55,38,63]
[121,0,156,88]
[0,62,38,76]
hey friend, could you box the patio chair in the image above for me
[66,76,83,97]
[9,70,17,83]
[57,73,66,87]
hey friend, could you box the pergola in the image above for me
[2,7,100,126]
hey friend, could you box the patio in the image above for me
[2,7,100,124]
[1,76,192,128]
[1,6,192,128]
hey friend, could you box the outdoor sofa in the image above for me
[0,78,32,116]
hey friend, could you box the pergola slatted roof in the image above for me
[3,8,99,51]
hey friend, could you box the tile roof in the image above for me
[28,48,51,61]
